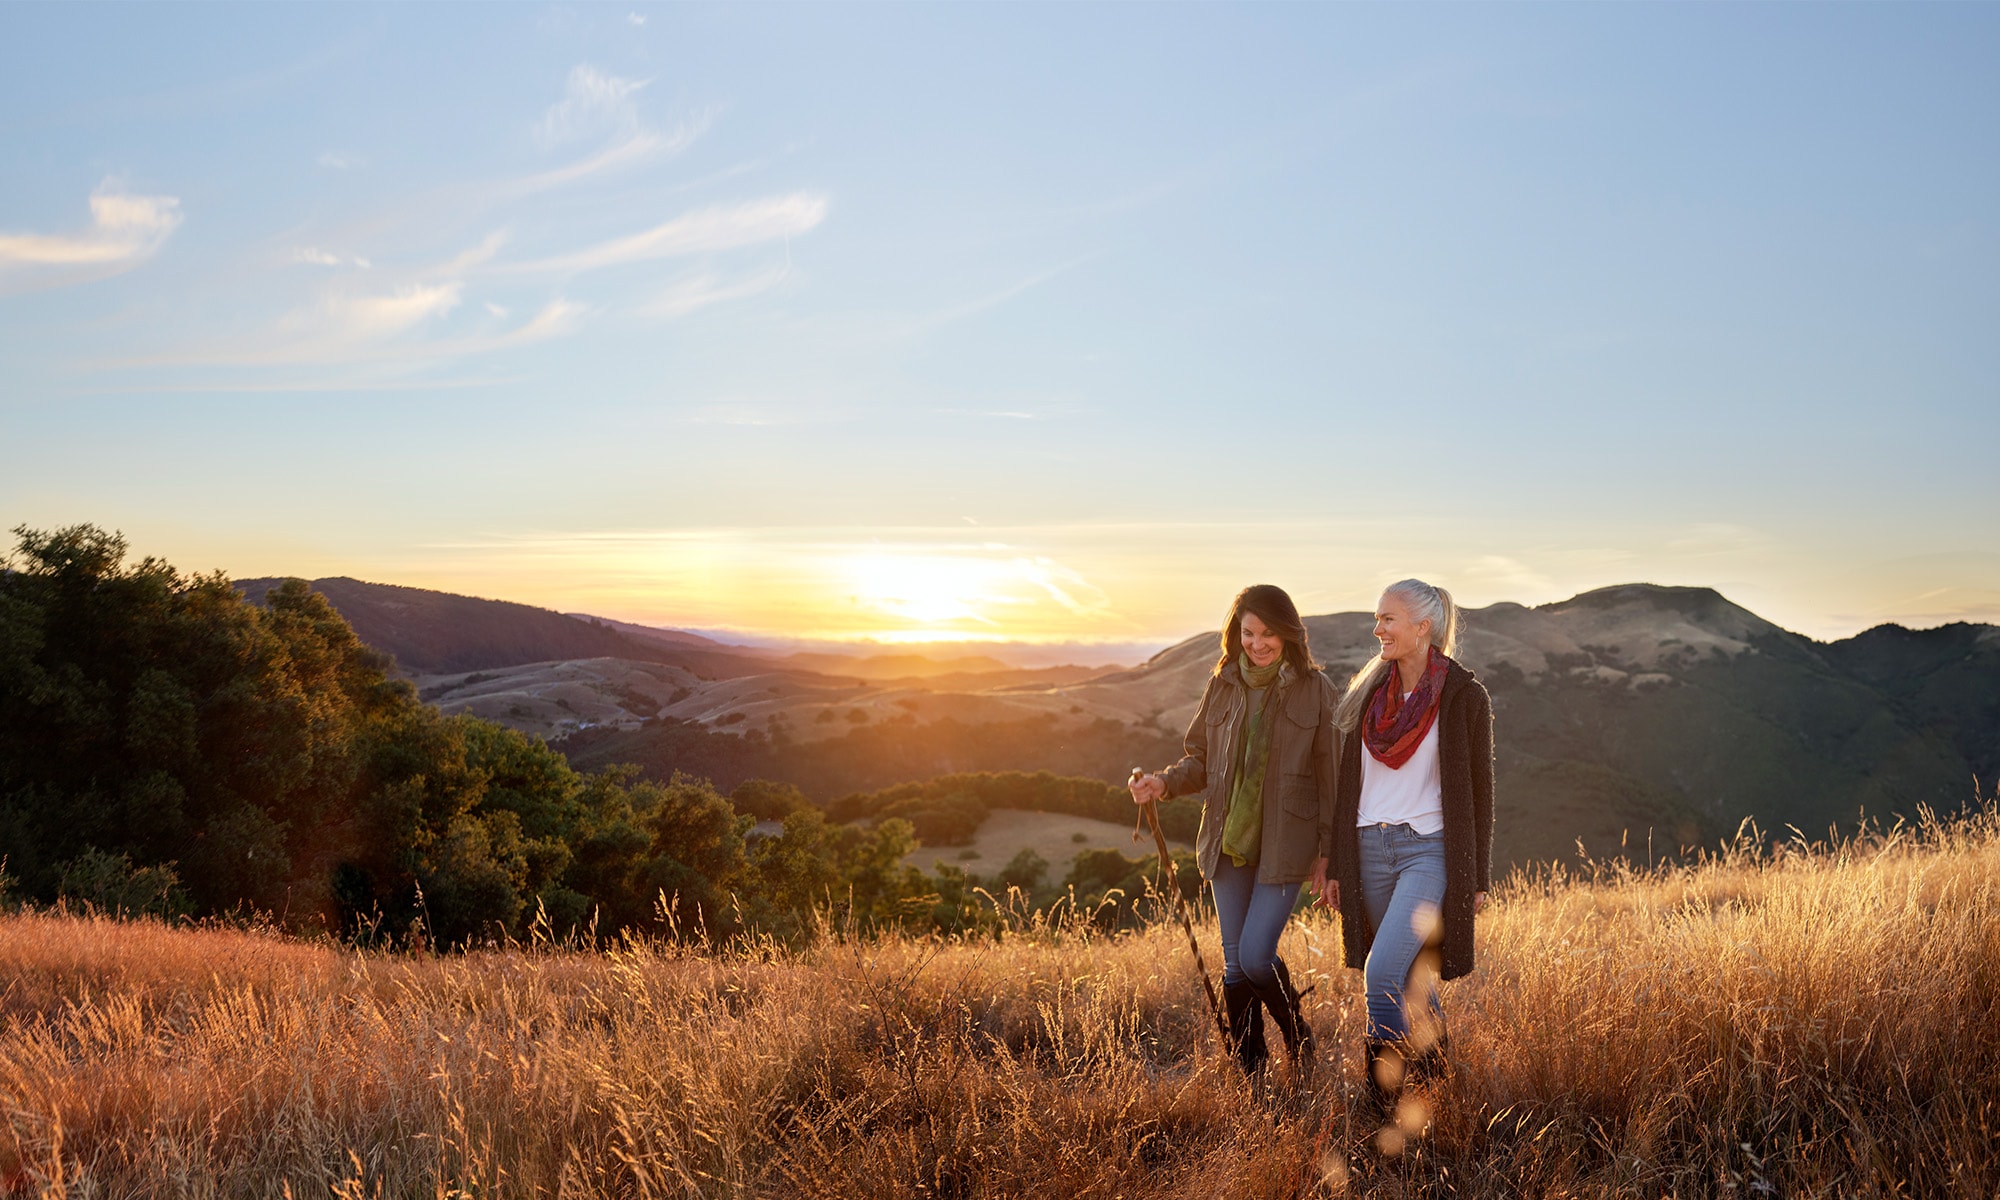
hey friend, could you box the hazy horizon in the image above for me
[233,566,1992,673]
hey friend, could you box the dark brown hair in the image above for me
[1213,583,1317,679]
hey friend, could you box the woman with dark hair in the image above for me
[1329,578,1494,1111]
[1129,584,1338,1077]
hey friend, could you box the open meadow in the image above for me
[2,799,1996,1199]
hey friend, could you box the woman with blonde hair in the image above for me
[1329,578,1493,1110]
[1129,584,1338,1078]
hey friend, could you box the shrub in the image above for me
[53,849,191,920]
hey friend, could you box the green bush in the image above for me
[53,849,191,920]
[826,770,1199,844]
[0,525,760,947]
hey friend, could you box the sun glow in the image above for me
[845,553,1011,628]
[830,549,1125,642]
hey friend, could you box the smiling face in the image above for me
[1373,591,1434,669]
[1239,611,1285,669]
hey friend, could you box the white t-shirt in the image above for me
[1356,703,1444,835]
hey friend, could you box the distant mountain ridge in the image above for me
[240,575,1998,870]
[234,577,765,679]
[559,582,1998,869]
[1113,584,1996,861]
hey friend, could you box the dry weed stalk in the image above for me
[0,799,1995,1197]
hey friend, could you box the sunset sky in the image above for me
[3,4,1995,653]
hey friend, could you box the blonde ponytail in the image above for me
[1333,578,1460,733]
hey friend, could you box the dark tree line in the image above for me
[824,770,1201,846]
[0,525,957,945]
[557,710,1186,803]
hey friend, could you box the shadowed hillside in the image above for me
[560,584,1997,870]
[235,576,766,679]
[1069,584,1987,865]
[1822,620,2000,782]
[228,574,1996,873]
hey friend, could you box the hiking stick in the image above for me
[1131,768,1231,1051]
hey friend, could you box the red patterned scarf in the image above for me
[1362,645,1449,769]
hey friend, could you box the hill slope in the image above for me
[239,576,1996,869]
[1056,584,1984,864]
[235,577,763,678]
[559,584,1994,868]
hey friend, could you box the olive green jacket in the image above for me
[1157,660,1339,885]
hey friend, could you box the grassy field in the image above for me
[2,798,1996,1198]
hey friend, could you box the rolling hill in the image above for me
[557,584,1997,869]
[240,576,1998,871]
[234,577,769,679]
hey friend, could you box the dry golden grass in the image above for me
[3,800,1997,1198]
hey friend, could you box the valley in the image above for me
[246,577,2000,873]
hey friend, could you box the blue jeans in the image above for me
[1209,858,1296,987]
[1358,822,1448,1041]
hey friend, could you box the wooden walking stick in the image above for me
[1131,767,1232,1051]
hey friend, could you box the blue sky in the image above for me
[3,3,1995,649]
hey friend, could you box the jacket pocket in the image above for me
[1279,771,1318,819]
[1275,691,1322,786]
[1283,684,1321,728]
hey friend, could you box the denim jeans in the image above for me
[1358,821,1448,1041]
[1209,858,1296,987]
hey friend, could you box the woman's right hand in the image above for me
[1128,771,1167,805]
[1310,856,1338,908]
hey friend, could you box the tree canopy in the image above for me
[0,525,1191,947]
[0,526,952,944]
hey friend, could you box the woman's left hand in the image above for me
[1473,891,1488,914]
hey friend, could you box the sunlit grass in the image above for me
[3,797,1996,1197]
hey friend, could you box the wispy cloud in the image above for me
[438,230,509,275]
[509,193,827,275]
[293,246,371,268]
[74,375,522,396]
[1012,556,1116,618]
[496,298,585,346]
[644,264,790,319]
[317,281,464,341]
[122,271,581,369]
[0,180,182,291]
[1462,554,1554,596]
[45,64,788,384]
[420,529,1138,640]
[507,111,714,197]
[534,64,648,148]
[627,12,648,27]
[933,408,1044,420]
[925,257,1090,327]
[786,256,1089,349]
[1667,523,1769,556]
[678,400,819,427]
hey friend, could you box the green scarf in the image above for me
[1221,652,1282,868]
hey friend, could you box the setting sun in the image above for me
[840,548,1072,632]
[846,552,1004,628]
